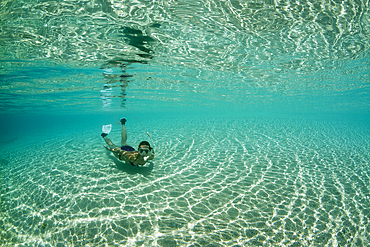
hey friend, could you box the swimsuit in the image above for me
[120,146,136,166]
[121,146,135,151]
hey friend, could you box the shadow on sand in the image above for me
[107,152,154,176]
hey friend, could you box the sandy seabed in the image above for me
[1,117,369,246]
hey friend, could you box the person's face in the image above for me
[138,145,150,156]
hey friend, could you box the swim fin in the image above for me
[102,124,112,134]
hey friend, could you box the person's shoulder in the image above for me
[121,150,137,154]
[124,150,138,157]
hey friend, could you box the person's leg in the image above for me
[120,118,128,146]
[102,135,119,149]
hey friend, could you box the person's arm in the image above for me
[104,145,120,153]
[104,145,137,163]
[104,145,126,158]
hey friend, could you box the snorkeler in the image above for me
[101,118,154,166]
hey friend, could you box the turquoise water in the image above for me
[1,0,370,246]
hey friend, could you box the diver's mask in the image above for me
[139,147,152,160]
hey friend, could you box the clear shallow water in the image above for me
[1,0,370,246]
